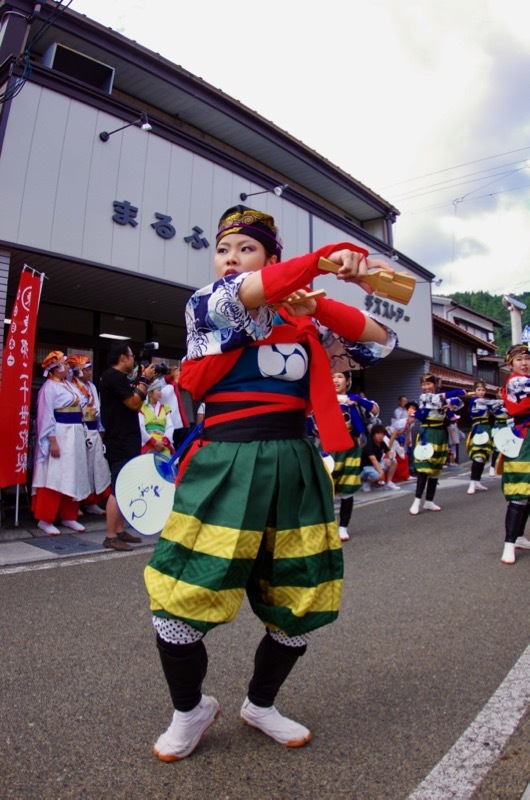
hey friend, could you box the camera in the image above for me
[139,342,169,377]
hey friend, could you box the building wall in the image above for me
[0,83,437,403]
[0,83,391,292]
[363,357,427,427]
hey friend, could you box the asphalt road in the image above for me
[1,476,529,799]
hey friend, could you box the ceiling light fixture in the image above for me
[99,333,131,340]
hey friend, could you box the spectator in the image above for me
[31,351,90,535]
[140,379,175,457]
[446,418,461,467]
[403,400,419,475]
[67,355,111,515]
[387,407,417,482]
[99,343,156,551]
[391,395,408,425]
[160,366,188,449]
[360,423,401,492]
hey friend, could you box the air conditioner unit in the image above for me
[40,43,115,94]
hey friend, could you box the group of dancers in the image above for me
[31,352,111,535]
[329,356,530,566]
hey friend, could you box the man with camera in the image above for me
[99,342,156,551]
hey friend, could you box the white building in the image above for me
[0,0,435,424]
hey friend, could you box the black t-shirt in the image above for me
[361,437,389,468]
[100,367,141,463]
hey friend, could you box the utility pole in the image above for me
[502,294,527,345]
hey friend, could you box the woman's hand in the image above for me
[279,289,318,317]
[326,250,394,294]
[49,439,60,458]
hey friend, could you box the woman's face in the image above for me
[475,385,486,397]
[421,380,436,393]
[332,373,348,394]
[52,363,67,380]
[149,388,161,403]
[214,233,277,279]
[511,353,530,375]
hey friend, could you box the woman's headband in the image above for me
[216,205,282,258]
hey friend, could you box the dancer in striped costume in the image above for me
[466,379,502,495]
[499,343,530,564]
[144,205,397,760]
[409,373,465,515]
[489,387,508,477]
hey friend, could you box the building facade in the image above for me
[0,0,435,426]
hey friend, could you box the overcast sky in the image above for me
[66,0,530,298]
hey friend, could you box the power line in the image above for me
[398,182,530,217]
[389,159,530,202]
[381,145,530,190]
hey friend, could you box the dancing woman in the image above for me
[67,354,111,515]
[409,373,465,515]
[144,205,397,760]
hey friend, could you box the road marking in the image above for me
[407,644,530,799]
[0,547,154,575]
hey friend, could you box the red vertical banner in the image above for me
[0,268,43,488]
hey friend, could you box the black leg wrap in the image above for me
[426,477,438,502]
[504,502,528,544]
[471,460,484,481]
[248,632,306,708]
[339,496,354,528]
[156,635,208,712]
[415,473,428,499]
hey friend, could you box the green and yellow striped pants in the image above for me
[145,439,343,637]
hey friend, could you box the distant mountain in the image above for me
[444,291,530,355]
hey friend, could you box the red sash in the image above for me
[180,314,354,452]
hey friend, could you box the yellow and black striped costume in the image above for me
[414,392,449,476]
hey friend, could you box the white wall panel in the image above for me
[0,85,37,242]
[111,123,151,271]
[187,155,216,288]
[83,109,121,264]
[17,89,70,250]
[51,100,98,255]
[138,133,172,280]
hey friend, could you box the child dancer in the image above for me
[330,370,379,541]
[466,379,502,494]
[409,373,465,515]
